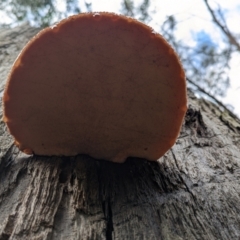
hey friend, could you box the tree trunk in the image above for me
[0,24,240,240]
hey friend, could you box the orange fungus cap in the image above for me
[3,12,187,163]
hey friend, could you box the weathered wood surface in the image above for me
[0,24,240,240]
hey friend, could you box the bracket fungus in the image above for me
[3,12,187,163]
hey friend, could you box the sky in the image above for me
[78,0,240,117]
[1,0,240,117]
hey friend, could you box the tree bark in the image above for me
[0,24,240,240]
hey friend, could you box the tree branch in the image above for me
[203,0,240,52]
[187,78,239,120]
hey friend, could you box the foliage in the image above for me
[0,0,80,27]
[160,15,231,97]
[121,0,151,23]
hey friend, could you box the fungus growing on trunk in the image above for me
[3,12,187,163]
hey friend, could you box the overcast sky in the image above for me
[78,0,240,117]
